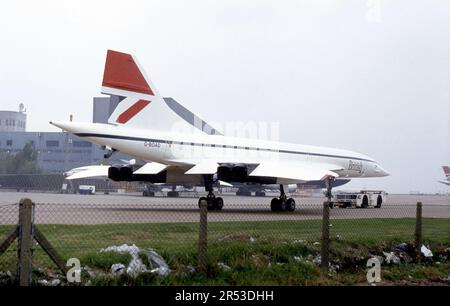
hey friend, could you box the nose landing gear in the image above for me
[270,184,296,212]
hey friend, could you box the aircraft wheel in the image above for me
[214,197,224,210]
[271,198,280,212]
[286,198,296,212]
[279,199,288,211]
[207,198,216,211]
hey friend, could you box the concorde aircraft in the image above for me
[51,50,388,212]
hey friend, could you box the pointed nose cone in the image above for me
[378,166,390,177]
[371,162,389,177]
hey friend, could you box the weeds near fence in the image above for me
[0,197,449,286]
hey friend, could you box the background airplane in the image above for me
[438,166,450,186]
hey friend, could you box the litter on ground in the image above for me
[100,244,170,277]
[421,245,433,258]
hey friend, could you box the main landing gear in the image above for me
[270,184,296,212]
[198,175,224,211]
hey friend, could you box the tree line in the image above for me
[0,142,41,174]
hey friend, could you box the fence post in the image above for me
[17,198,34,286]
[415,202,422,256]
[198,199,208,276]
[321,201,330,270]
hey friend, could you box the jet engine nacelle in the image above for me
[108,166,133,181]
[217,166,248,183]
[108,166,167,183]
[217,165,276,184]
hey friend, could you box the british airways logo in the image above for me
[348,160,363,173]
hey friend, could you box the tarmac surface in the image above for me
[0,191,448,225]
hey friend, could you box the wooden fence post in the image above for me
[198,199,208,275]
[321,201,330,270]
[415,202,422,256]
[17,198,34,286]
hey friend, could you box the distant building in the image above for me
[0,131,100,172]
[0,97,130,173]
[0,104,27,132]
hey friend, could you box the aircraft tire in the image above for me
[214,197,224,210]
[286,198,296,212]
[207,199,216,211]
[270,198,280,212]
[279,199,288,211]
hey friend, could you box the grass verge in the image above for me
[0,218,448,285]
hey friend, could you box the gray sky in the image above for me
[0,0,449,193]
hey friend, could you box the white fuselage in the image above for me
[52,121,388,183]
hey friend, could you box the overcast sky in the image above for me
[0,0,448,194]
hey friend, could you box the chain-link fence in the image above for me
[0,174,153,194]
[326,201,450,279]
[0,203,19,282]
[0,192,449,286]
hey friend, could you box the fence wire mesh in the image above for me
[0,190,449,285]
[0,203,19,278]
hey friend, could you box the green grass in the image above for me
[83,252,132,271]
[0,218,448,285]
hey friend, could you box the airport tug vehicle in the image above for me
[329,190,387,208]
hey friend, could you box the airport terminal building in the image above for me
[0,98,129,173]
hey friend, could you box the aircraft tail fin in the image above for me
[102,50,221,135]
[102,50,155,96]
